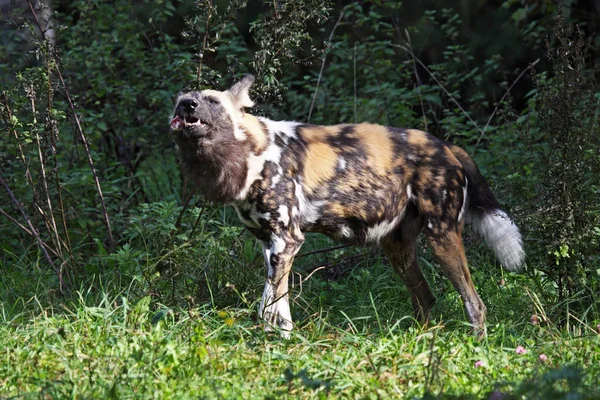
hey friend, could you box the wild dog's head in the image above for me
[170,75,257,203]
[170,75,255,141]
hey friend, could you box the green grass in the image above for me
[1,244,599,399]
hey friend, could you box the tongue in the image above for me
[171,115,184,130]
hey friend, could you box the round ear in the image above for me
[228,75,255,110]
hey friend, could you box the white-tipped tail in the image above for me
[469,210,525,271]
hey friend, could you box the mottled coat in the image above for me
[170,75,525,337]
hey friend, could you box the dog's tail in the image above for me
[450,145,525,271]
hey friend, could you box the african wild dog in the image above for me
[170,75,525,337]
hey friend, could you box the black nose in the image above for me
[180,99,199,112]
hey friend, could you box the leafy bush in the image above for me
[1,0,191,281]
[512,10,600,319]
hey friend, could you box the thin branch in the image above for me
[405,29,428,131]
[392,43,485,137]
[473,58,541,154]
[28,0,115,252]
[0,208,60,258]
[30,91,64,260]
[307,11,344,123]
[174,178,195,232]
[304,251,371,274]
[296,244,349,259]
[293,266,325,301]
[0,173,66,292]
[1,92,66,254]
[189,199,208,238]
[196,0,213,88]
[45,56,75,270]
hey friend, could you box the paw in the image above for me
[259,282,293,338]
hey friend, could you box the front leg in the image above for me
[258,230,304,338]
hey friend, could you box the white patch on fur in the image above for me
[277,205,290,226]
[236,137,283,200]
[271,235,287,255]
[270,174,282,188]
[442,189,448,203]
[258,238,292,338]
[470,209,525,271]
[261,118,299,142]
[339,225,354,238]
[366,212,405,243]
[406,184,414,201]
[338,157,347,170]
[250,210,270,226]
[458,178,468,222]
[258,280,292,338]
[427,220,433,230]
[260,241,272,270]
[294,181,323,224]
[202,89,247,141]
[233,127,247,141]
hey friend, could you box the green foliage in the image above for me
[281,1,509,152]
[511,10,600,318]
[182,0,252,89]
[1,0,196,293]
[107,200,259,306]
[249,0,330,104]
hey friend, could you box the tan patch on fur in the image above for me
[417,168,433,187]
[444,146,462,168]
[328,200,368,220]
[419,198,436,214]
[352,124,394,176]
[239,114,268,153]
[328,202,347,217]
[406,129,437,157]
[449,144,470,160]
[406,129,430,147]
[303,142,338,192]
[300,125,340,142]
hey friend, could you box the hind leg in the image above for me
[425,224,487,330]
[382,208,435,323]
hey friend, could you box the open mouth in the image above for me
[171,115,208,131]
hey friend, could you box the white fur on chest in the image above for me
[235,119,300,201]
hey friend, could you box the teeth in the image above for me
[171,115,184,130]
[171,115,206,131]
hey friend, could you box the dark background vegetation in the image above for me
[1,0,599,341]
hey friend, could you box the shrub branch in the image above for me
[27,0,115,252]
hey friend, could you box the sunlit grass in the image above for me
[1,250,599,399]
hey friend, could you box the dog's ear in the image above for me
[228,75,255,110]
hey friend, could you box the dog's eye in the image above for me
[207,97,219,105]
